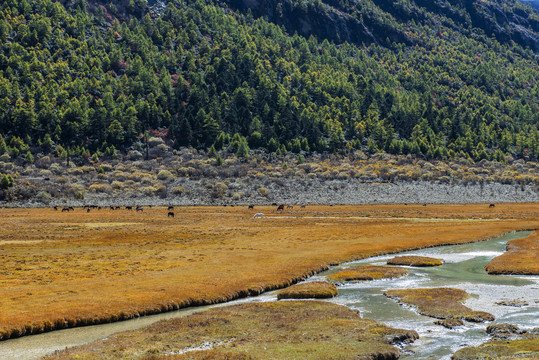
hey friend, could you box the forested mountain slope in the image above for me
[520,0,539,11]
[0,0,538,166]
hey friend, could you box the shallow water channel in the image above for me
[313,230,538,359]
[0,231,537,359]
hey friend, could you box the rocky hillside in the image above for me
[225,0,539,51]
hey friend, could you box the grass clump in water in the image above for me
[451,338,539,359]
[384,287,494,322]
[276,281,338,300]
[327,265,408,283]
[387,255,443,267]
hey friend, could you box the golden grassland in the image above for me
[485,231,539,275]
[0,203,537,340]
[384,288,495,322]
[326,265,408,282]
[387,255,443,266]
[451,338,539,360]
[44,301,419,360]
[276,281,337,300]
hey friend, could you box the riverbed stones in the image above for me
[387,255,443,267]
[486,323,523,339]
[326,265,408,283]
[384,288,495,322]
[496,299,529,307]
[435,318,464,329]
[276,281,338,300]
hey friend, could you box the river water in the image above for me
[0,231,536,359]
[312,230,538,359]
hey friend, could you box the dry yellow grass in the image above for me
[485,231,539,275]
[276,281,337,299]
[387,255,443,266]
[384,288,495,322]
[0,203,537,340]
[327,265,408,282]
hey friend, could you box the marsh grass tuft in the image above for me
[384,287,495,322]
[327,265,408,283]
[276,281,337,300]
[387,255,443,267]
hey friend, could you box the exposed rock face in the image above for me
[225,0,412,47]
[224,0,539,51]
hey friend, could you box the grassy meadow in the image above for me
[0,203,537,340]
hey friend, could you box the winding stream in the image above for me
[313,230,538,359]
[0,231,536,359]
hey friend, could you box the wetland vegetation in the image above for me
[0,206,536,359]
[0,203,537,344]
[387,255,443,266]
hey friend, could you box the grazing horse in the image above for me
[287,205,293,209]
[136,206,143,212]
[126,206,132,210]
[87,208,91,213]
[277,204,285,211]
[300,204,306,208]
[168,206,174,210]
[253,213,264,218]
[248,205,254,209]
[53,206,58,211]
[167,211,174,218]
[61,207,70,212]
[489,203,495,208]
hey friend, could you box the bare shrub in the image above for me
[111,181,124,190]
[68,184,85,199]
[89,184,112,193]
[171,186,185,195]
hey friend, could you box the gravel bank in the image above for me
[12,180,539,207]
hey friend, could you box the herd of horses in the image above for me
[51,203,497,218]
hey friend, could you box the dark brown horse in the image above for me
[167,211,174,218]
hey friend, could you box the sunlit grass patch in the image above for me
[387,255,443,267]
[451,338,539,360]
[327,265,408,283]
[384,288,495,322]
[276,281,337,299]
[485,231,539,275]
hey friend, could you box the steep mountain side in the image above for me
[520,0,539,10]
[0,0,537,168]
[225,0,539,51]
